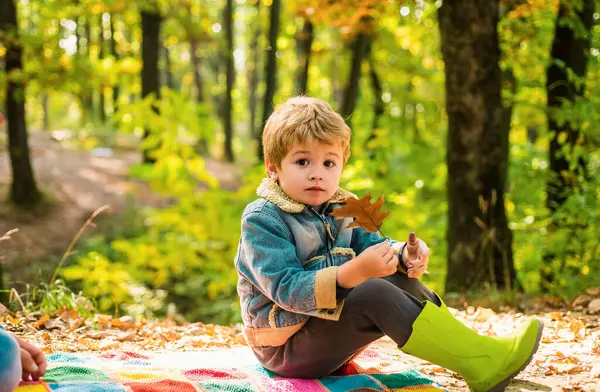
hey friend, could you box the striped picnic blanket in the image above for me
[16,347,446,391]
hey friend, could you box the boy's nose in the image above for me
[309,173,323,181]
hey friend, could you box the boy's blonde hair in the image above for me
[263,97,351,167]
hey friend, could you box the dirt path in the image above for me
[0,131,241,279]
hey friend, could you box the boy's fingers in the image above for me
[379,245,391,257]
[418,243,430,258]
[387,257,399,274]
[408,232,417,245]
[32,350,47,376]
[20,348,39,374]
[378,241,390,250]
[384,247,395,262]
[406,232,419,257]
[408,264,428,278]
[37,357,47,376]
[375,241,387,249]
[408,256,428,269]
[18,335,47,376]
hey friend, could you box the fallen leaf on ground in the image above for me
[34,315,50,329]
[591,363,600,378]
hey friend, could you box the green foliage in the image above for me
[342,121,449,294]
[540,169,600,297]
[59,90,258,323]
[3,0,600,324]
[62,251,133,312]
[3,280,95,317]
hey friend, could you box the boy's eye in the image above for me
[296,159,309,166]
[324,160,336,168]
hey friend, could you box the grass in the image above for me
[0,204,112,317]
[4,279,96,318]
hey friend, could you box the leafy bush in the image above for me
[60,90,258,324]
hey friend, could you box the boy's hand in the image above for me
[359,241,399,279]
[403,232,430,279]
[337,241,398,288]
[15,336,47,381]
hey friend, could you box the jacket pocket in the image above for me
[268,303,279,328]
[303,255,327,271]
[330,247,356,266]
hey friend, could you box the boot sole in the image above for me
[487,320,544,392]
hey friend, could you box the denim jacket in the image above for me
[235,178,400,347]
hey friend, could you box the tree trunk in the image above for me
[541,1,594,292]
[163,44,174,90]
[248,0,261,144]
[368,52,384,144]
[526,125,538,144]
[141,11,161,164]
[499,0,519,193]
[500,67,516,192]
[0,0,41,206]
[74,17,80,54]
[83,17,91,55]
[98,14,106,124]
[340,33,371,126]
[258,0,281,161]
[78,17,93,124]
[109,14,120,114]
[223,0,235,162]
[367,52,385,175]
[209,54,223,125]
[545,1,593,209]
[294,18,313,95]
[439,0,516,292]
[42,94,49,130]
[190,36,208,154]
[189,38,205,103]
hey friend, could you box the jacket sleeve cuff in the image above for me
[392,241,408,274]
[315,266,338,309]
[335,282,353,300]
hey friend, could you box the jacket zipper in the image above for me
[309,207,335,266]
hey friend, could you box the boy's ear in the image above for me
[265,160,279,180]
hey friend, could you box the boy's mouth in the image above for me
[306,186,325,191]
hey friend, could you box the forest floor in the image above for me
[1,131,599,391]
[1,303,598,392]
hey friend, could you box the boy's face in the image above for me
[266,140,344,207]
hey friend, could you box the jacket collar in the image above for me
[256,178,356,213]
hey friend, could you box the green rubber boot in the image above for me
[431,291,448,311]
[401,302,543,392]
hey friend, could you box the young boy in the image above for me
[0,327,47,391]
[235,97,543,392]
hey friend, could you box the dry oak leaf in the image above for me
[329,192,389,233]
[33,315,51,329]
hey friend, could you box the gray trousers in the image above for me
[252,273,441,378]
